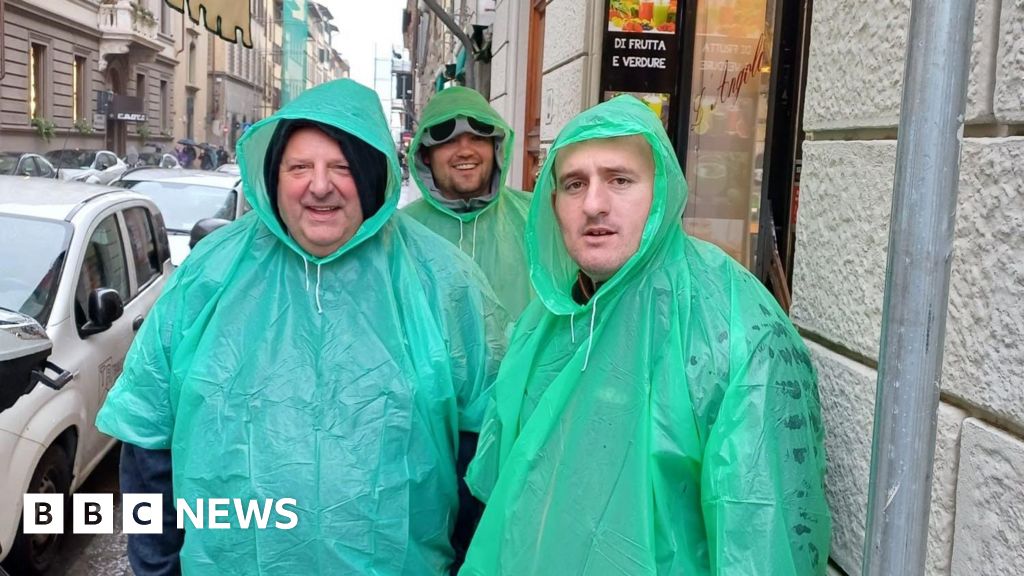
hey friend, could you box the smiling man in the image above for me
[96,80,508,576]
[460,95,831,575]
[403,87,534,318]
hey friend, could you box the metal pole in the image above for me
[421,0,474,90]
[862,1,976,575]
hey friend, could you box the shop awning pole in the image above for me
[862,1,976,575]
[421,0,475,90]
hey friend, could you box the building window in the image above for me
[188,41,196,83]
[160,80,169,132]
[29,43,46,118]
[73,55,87,121]
[161,0,171,35]
[136,73,146,110]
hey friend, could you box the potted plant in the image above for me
[74,118,95,135]
[137,122,151,141]
[130,1,156,27]
[31,117,56,143]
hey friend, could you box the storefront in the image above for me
[599,0,811,301]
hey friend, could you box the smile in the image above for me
[453,163,479,170]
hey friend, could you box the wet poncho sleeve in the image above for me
[699,272,829,574]
[95,272,185,449]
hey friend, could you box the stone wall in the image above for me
[796,0,1024,573]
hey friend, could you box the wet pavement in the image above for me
[43,448,130,576]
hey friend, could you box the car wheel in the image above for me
[2,444,71,575]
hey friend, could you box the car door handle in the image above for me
[132,316,145,332]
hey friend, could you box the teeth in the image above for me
[454,164,477,169]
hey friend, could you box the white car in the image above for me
[113,168,248,266]
[43,149,126,183]
[0,177,171,574]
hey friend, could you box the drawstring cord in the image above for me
[471,217,479,259]
[458,218,465,251]
[581,296,598,372]
[315,263,323,315]
[301,256,323,315]
[570,313,576,344]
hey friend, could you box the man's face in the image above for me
[424,132,496,201]
[553,135,655,282]
[277,127,364,257]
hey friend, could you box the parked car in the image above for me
[113,168,247,265]
[215,163,240,176]
[43,149,126,183]
[136,152,181,169]
[0,153,57,178]
[0,176,171,574]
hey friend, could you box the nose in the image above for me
[308,163,331,197]
[581,181,610,218]
[452,133,477,155]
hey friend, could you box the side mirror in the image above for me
[80,288,124,336]
[190,218,230,249]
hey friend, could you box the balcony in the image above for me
[97,0,164,71]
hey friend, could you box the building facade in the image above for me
[1,0,176,155]
[482,1,1024,574]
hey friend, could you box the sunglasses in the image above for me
[423,116,496,146]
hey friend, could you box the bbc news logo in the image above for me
[23,494,299,534]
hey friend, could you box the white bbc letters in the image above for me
[72,493,114,534]
[23,494,63,534]
[123,493,163,534]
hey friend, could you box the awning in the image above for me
[435,73,446,93]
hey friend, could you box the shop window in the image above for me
[682,0,776,269]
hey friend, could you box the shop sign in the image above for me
[599,0,682,133]
[107,94,147,123]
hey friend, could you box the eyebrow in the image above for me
[557,168,587,187]
[557,165,641,186]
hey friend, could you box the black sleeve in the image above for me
[450,432,484,575]
[120,443,184,576]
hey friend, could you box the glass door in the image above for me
[682,0,776,268]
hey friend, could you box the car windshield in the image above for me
[121,180,237,232]
[0,215,71,326]
[44,150,97,169]
[0,153,22,175]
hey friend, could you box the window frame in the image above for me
[121,205,163,295]
[73,211,131,335]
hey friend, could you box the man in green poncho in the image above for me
[461,95,831,575]
[403,87,534,317]
[96,79,508,575]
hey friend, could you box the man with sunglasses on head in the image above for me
[403,87,534,319]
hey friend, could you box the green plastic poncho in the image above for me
[461,96,831,575]
[403,87,534,317]
[96,79,508,575]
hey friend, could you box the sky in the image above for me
[321,0,408,122]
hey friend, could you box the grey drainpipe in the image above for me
[862,1,977,575]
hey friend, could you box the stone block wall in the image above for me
[797,1,1024,573]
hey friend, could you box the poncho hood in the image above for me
[528,94,688,315]
[237,78,401,264]
[409,86,514,220]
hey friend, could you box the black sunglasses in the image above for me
[427,116,496,144]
